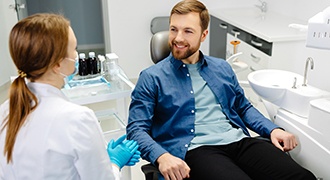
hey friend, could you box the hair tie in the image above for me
[18,70,27,78]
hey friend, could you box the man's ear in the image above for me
[201,29,208,42]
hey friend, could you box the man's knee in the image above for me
[296,168,316,180]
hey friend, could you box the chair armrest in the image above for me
[141,163,161,180]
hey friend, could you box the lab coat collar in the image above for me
[27,82,69,101]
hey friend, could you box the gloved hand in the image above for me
[124,140,141,166]
[107,135,139,169]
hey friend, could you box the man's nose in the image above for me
[174,31,184,42]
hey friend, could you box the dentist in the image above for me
[0,13,139,179]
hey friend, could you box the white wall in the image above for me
[266,0,330,91]
[107,0,253,79]
[267,0,330,22]
[108,0,330,92]
[0,0,18,86]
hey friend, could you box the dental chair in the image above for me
[150,31,170,64]
[141,17,289,180]
[149,16,170,64]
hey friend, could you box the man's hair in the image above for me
[170,0,210,31]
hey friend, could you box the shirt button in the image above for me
[190,90,193,94]
[187,74,190,77]
[191,110,195,113]
[185,144,188,148]
[191,129,194,133]
[183,64,186,67]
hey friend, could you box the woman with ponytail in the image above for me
[0,13,139,179]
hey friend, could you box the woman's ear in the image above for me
[52,60,63,74]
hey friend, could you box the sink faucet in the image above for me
[255,0,267,13]
[302,57,314,86]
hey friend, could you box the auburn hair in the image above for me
[1,13,70,163]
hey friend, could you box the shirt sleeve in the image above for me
[230,69,279,137]
[126,71,168,164]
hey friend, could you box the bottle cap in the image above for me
[79,53,86,59]
[89,52,95,58]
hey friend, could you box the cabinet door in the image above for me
[209,15,228,59]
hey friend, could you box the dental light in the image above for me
[306,6,330,50]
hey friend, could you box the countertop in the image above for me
[210,8,308,42]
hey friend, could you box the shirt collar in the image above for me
[169,51,207,70]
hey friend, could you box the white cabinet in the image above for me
[210,8,307,74]
[62,74,134,123]
[210,9,307,119]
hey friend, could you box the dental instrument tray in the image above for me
[61,73,134,105]
[61,75,111,99]
[66,75,110,89]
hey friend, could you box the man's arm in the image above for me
[126,71,168,164]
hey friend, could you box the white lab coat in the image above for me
[0,82,120,180]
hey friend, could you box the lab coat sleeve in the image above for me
[63,106,117,180]
[0,162,3,180]
[112,164,121,180]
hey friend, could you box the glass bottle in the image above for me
[78,53,88,76]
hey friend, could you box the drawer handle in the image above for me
[231,30,240,36]
[250,53,261,62]
[219,23,227,29]
[251,40,263,47]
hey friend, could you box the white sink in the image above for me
[248,69,303,103]
[248,69,330,117]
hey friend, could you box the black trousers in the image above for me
[184,137,316,180]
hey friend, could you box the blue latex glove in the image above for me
[111,134,127,147]
[124,140,141,166]
[107,135,139,169]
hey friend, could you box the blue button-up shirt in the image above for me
[126,52,279,164]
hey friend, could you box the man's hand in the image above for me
[157,153,190,180]
[270,128,298,152]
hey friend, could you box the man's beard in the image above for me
[170,41,198,60]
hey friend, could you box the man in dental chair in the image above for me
[127,0,316,179]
